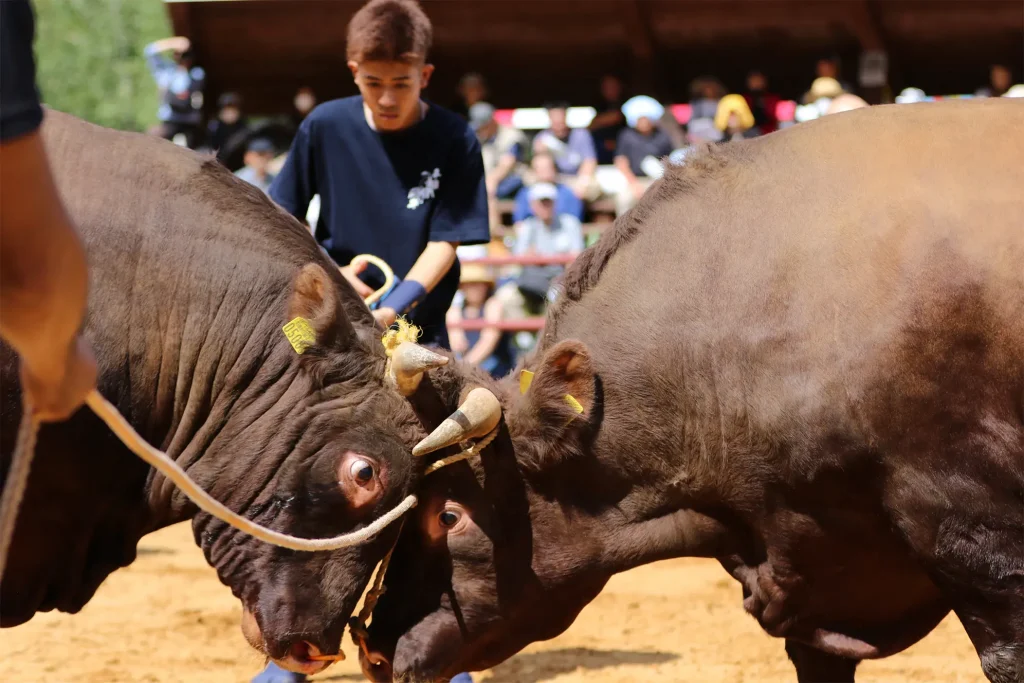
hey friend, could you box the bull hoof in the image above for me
[251,661,307,683]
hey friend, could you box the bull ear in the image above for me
[523,339,597,427]
[285,263,357,352]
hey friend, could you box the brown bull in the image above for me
[0,110,431,675]
[361,99,1024,682]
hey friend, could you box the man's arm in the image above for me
[144,36,189,82]
[372,241,457,326]
[0,0,96,421]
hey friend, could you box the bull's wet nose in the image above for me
[360,648,393,682]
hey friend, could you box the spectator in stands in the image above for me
[447,265,515,379]
[715,94,759,141]
[589,74,628,164]
[513,182,584,314]
[826,93,869,115]
[613,96,674,216]
[234,138,277,194]
[512,151,584,222]
[533,101,599,200]
[896,87,928,104]
[689,76,725,121]
[452,72,487,120]
[293,86,317,125]
[205,92,250,163]
[795,77,845,122]
[743,71,780,135]
[976,64,1013,98]
[471,101,526,199]
[810,56,853,95]
[144,36,205,148]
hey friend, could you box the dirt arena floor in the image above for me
[1,523,983,683]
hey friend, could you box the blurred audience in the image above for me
[234,138,277,194]
[614,96,674,216]
[292,87,317,127]
[810,56,853,95]
[743,71,780,134]
[144,36,205,148]
[471,102,527,200]
[447,265,515,379]
[826,93,869,116]
[513,152,584,222]
[533,101,599,200]
[205,92,250,163]
[976,64,1013,98]
[589,74,628,164]
[513,182,584,314]
[453,72,488,120]
[689,76,726,121]
[715,95,760,141]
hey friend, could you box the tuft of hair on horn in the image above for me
[381,317,422,356]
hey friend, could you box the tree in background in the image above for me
[34,0,170,132]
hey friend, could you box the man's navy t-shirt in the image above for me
[270,96,490,345]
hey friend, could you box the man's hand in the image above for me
[21,336,97,422]
[339,261,374,299]
[373,307,397,328]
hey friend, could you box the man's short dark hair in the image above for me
[544,100,571,112]
[347,0,432,64]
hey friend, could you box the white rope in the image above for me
[0,404,39,580]
[82,391,418,552]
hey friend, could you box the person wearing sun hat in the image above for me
[714,94,760,141]
[613,95,674,216]
[447,263,515,378]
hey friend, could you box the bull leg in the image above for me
[946,600,1024,683]
[784,640,859,683]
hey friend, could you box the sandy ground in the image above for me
[1,523,983,683]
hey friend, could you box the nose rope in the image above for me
[346,425,500,664]
[0,256,401,579]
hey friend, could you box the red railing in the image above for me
[448,253,576,332]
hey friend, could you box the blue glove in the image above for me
[378,279,428,315]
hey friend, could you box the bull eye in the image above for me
[349,460,374,486]
[438,509,461,529]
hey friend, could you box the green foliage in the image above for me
[33,0,170,131]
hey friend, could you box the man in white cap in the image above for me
[511,182,585,315]
[614,95,674,215]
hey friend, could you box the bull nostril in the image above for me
[360,649,393,682]
[289,640,313,662]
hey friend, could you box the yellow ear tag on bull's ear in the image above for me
[519,370,535,395]
[564,394,585,414]
[283,317,317,354]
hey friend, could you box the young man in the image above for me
[269,0,489,350]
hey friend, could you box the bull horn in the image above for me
[389,342,449,396]
[413,387,502,457]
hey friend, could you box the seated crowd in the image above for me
[144,39,1022,374]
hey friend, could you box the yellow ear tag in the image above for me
[283,317,317,354]
[519,370,535,395]
[564,394,585,414]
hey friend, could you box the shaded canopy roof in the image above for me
[167,0,1023,115]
